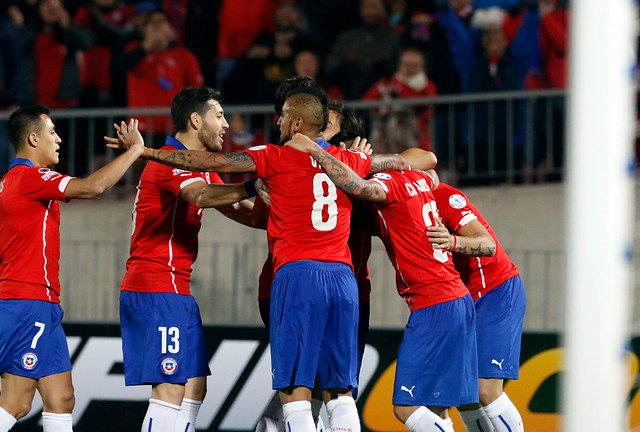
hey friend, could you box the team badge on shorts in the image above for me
[449,194,467,209]
[160,357,178,375]
[21,352,38,370]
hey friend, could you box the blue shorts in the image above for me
[0,300,71,379]
[120,291,211,386]
[270,260,359,391]
[393,294,478,407]
[475,275,526,379]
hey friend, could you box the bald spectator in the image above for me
[326,0,400,100]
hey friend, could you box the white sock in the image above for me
[310,398,323,423]
[459,407,495,432]
[141,399,181,432]
[282,400,315,432]
[255,392,284,432]
[443,416,455,432]
[483,393,524,432]
[316,416,325,432]
[42,412,73,432]
[404,406,449,432]
[0,408,16,432]
[174,398,202,432]
[326,395,360,432]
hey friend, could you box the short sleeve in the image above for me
[151,163,206,196]
[332,147,372,178]
[244,144,279,178]
[437,191,478,234]
[22,168,75,202]
[370,172,402,204]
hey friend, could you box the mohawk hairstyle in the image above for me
[274,76,328,131]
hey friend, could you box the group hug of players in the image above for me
[0,77,526,432]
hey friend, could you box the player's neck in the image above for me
[15,149,43,167]
[174,131,205,151]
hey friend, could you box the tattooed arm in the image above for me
[427,218,496,257]
[398,148,438,171]
[142,148,257,173]
[286,133,388,202]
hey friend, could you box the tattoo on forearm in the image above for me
[311,148,381,200]
[149,150,255,172]
[454,238,494,257]
[370,155,402,174]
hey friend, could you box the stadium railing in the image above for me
[0,89,567,185]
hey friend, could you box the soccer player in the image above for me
[111,91,428,432]
[114,86,260,432]
[0,105,144,432]
[284,134,495,432]
[429,183,526,432]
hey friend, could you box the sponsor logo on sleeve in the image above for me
[247,145,266,151]
[172,168,189,176]
[449,194,466,209]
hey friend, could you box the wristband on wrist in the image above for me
[244,179,258,198]
[451,235,457,251]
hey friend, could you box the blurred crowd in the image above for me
[0,0,573,183]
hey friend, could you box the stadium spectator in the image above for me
[293,49,343,100]
[121,10,203,145]
[223,2,315,104]
[215,0,283,89]
[539,0,568,89]
[0,105,143,432]
[431,182,525,432]
[325,0,401,100]
[0,3,27,109]
[363,46,438,153]
[74,0,135,107]
[21,0,94,109]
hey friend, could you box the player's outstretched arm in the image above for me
[286,133,387,202]
[399,148,438,171]
[106,118,257,173]
[65,119,144,200]
[428,218,496,257]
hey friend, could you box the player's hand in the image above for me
[427,219,455,250]
[255,178,271,207]
[105,119,145,155]
[284,133,316,153]
[341,136,373,155]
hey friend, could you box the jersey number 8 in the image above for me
[311,173,338,231]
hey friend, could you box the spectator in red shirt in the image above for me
[363,46,437,153]
[74,0,136,107]
[539,0,568,89]
[121,10,203,144]
[22,0,94,109]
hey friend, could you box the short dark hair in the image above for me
[7,105,50,151]
[171,86,222,132]
[327,102,365,147]
[274,76,328,130]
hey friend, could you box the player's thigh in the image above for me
[475,276,526,380]
[0,300,71,380]
[120,292,210,386]
[37,371,74,413]
[151,382,186,406]
[393,296,477,407]
[0,372,38,416]
[184,376,207,401]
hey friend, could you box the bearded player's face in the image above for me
[198,100,228,152]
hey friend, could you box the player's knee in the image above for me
[45,389,75,413]
[478,384,502,406]
[10,401,33,420]
[392,405,412,423]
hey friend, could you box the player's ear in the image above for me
[27,132,38,148]
[189,112,200,130]
[293,117,303,132]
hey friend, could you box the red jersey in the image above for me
[0,159,74,303]
[433,183,519,300]
[34,32,77,109]
[121,138,223,295]
[370,170,468,311]
[125,42,203,133]
[245,141,371,273]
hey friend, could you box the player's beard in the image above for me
[199,125,223,153]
